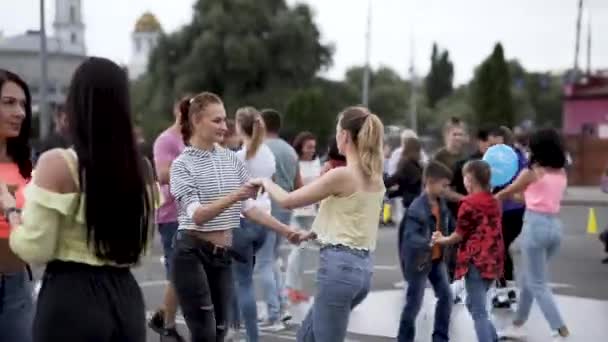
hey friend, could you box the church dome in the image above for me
[134,12,161,33]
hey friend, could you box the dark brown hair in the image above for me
[423,160,453,183]
[179,92,223,145]
[0,69,32,179]
[293,131,317,159]
[339,106,384,178]
[398,137,422,170]
[236,106,266,160]
[463,160,491,190]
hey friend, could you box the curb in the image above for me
[562,199,608,207]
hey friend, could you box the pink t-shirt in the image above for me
[524,170,567,214]
[153,129,184,224]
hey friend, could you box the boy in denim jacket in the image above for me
[398,161,455,342]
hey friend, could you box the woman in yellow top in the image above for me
[253,107,386,342]
[1,57,156,342]
[0,69,35,342]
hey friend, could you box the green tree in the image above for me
[134,0,333,138]
[425,43,454,108]
[343,66,411,125]
[470,43,515,127]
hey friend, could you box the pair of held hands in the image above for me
[234,178,317,245]
[430,231,448,246]
[232,178,268,202]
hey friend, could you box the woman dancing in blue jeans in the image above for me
[253,106,386,342]
[496,128,571,341]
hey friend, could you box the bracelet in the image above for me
[4,207,21,219]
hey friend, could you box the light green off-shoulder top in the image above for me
[9,149,159,267]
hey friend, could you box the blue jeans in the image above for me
[297,246,372,342]
[465,265,497,342]
[255,207,291,322]
[232,218,267,342]
[0,271,33,342]
[158,221,179,278]
[398,261,452,342]
[515,210,566,330]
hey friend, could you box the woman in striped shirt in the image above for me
[169,92,310,342]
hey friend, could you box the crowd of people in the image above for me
[0,55,574,342]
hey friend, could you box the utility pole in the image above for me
[586,11,592,75]
[408,34,418,133]
[572,0,583,82]
[361,0,371,107]
[39,0,50,139]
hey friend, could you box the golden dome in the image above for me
[134,12,161,33]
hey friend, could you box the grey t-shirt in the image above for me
[265,137,298,192]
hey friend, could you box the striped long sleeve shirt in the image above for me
[170,145,250,232]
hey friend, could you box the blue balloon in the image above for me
[482,144,519,187]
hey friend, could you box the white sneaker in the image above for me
[498,324,527,340]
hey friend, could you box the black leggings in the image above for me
[499,208,525,286]
[34,261,145,342]
[172,231,234,342]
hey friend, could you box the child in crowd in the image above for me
[433,160,504,342]
[397,161,454,342]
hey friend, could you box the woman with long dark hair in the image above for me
[169,92,310,342]
[497,128,570,340]
[5,57,156,342]
[0,69,34,342]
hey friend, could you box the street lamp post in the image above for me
[362,0,371,107]
[39,0,50,139]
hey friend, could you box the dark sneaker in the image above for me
[148,310,165,335]
[149,310,185,342]
[160,327,185,342]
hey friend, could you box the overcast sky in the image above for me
[1,0,607,84]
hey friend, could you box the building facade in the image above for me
[0,0,87,112]
[128,12,161,80]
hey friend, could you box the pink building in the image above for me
[563,74,608,137]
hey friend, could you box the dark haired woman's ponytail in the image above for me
[179,98,192,145]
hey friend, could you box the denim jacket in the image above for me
[399,193,455,279]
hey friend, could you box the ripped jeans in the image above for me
[172,231,233,342]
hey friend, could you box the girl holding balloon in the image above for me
[495,128,570,340]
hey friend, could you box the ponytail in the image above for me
[236,106,266,160]
[339,106,384,179]
[247,116,266,160]
[179,98,192,145]
[356,114,384,178]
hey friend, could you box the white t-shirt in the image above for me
[294,158,321,217]
[236,144,276,213]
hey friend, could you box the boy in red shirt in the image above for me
[433,160,504,342]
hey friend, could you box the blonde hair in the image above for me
[339,106,384,179]
[236,106,266,160]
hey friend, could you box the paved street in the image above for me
[135,204,608,341]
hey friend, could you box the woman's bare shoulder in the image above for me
[34,149,78,193]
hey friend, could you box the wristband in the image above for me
[4,207,21,219]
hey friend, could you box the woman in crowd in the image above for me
[232,106,277,341]
[0,69,34,342]
[285,131,321,303]
[169,92,310,342]
[497,128,570,340]
[321,137,346,175]
[254,106,385,342]
[6,57,156,342]
[384,137,423,279]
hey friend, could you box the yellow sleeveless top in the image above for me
[312,189,385,251]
